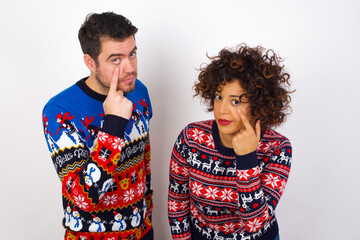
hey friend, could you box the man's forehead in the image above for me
[99,36,136,55]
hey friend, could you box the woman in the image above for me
[168,44,292,240]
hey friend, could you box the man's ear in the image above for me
[84,54,96,72]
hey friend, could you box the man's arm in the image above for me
[143,135,153,218]
[43,106,128,212]
[43,67,133,212]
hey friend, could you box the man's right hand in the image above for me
[103,68,133,120]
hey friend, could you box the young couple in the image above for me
[43,12,292,240]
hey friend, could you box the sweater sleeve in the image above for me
[42,104,128,212]
[168,128,192,240]
[143,135,154,218]
[235,138,292,233]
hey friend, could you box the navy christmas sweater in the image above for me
[168,120,292,240]
[42,78,153,240]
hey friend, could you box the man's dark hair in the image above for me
[78,12,138,64]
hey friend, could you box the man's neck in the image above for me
[85,74,109,95]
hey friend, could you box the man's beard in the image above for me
[95,68,137,94]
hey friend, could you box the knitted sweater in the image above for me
[168,120,292,240]
[42,78,153,240]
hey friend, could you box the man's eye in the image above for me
[130,52,137,59]
[113,58,120,64]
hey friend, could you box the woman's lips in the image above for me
[218,119,232,126]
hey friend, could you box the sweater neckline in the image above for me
[212,120,236,156]
[76,77,107,102]
[212,120,267,156]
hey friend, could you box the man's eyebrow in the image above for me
[106,46,137,61]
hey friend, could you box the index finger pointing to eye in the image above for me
[109,68,120,93]
[237,109,253,131]
[230,107,241,122]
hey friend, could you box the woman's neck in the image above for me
[218,132,234,148]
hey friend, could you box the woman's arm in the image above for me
[168,129,192,240]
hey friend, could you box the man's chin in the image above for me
[121,83,136,94]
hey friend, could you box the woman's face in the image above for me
[213,79,255,141]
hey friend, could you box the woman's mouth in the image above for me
[218,119,232,126]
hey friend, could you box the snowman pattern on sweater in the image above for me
[112,211,127,231]
[131,207,141,228]
[69,207,83,232]
[88,214,106,232]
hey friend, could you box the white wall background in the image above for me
[1,0,359,239]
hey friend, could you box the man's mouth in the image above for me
[121,75,135,84]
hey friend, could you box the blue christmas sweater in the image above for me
[42,78,153,240]
[168,120,292,240]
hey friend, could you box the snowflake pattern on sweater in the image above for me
[168,120,292,240]
[43,78,153,240]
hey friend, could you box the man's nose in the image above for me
[122,58,136,73]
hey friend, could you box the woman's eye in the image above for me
[232,99,240,105]
[215,94,222,100]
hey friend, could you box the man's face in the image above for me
[95,36,137,94]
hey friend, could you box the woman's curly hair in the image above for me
[194,43,293,130]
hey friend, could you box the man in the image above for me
[42,12,153,240]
